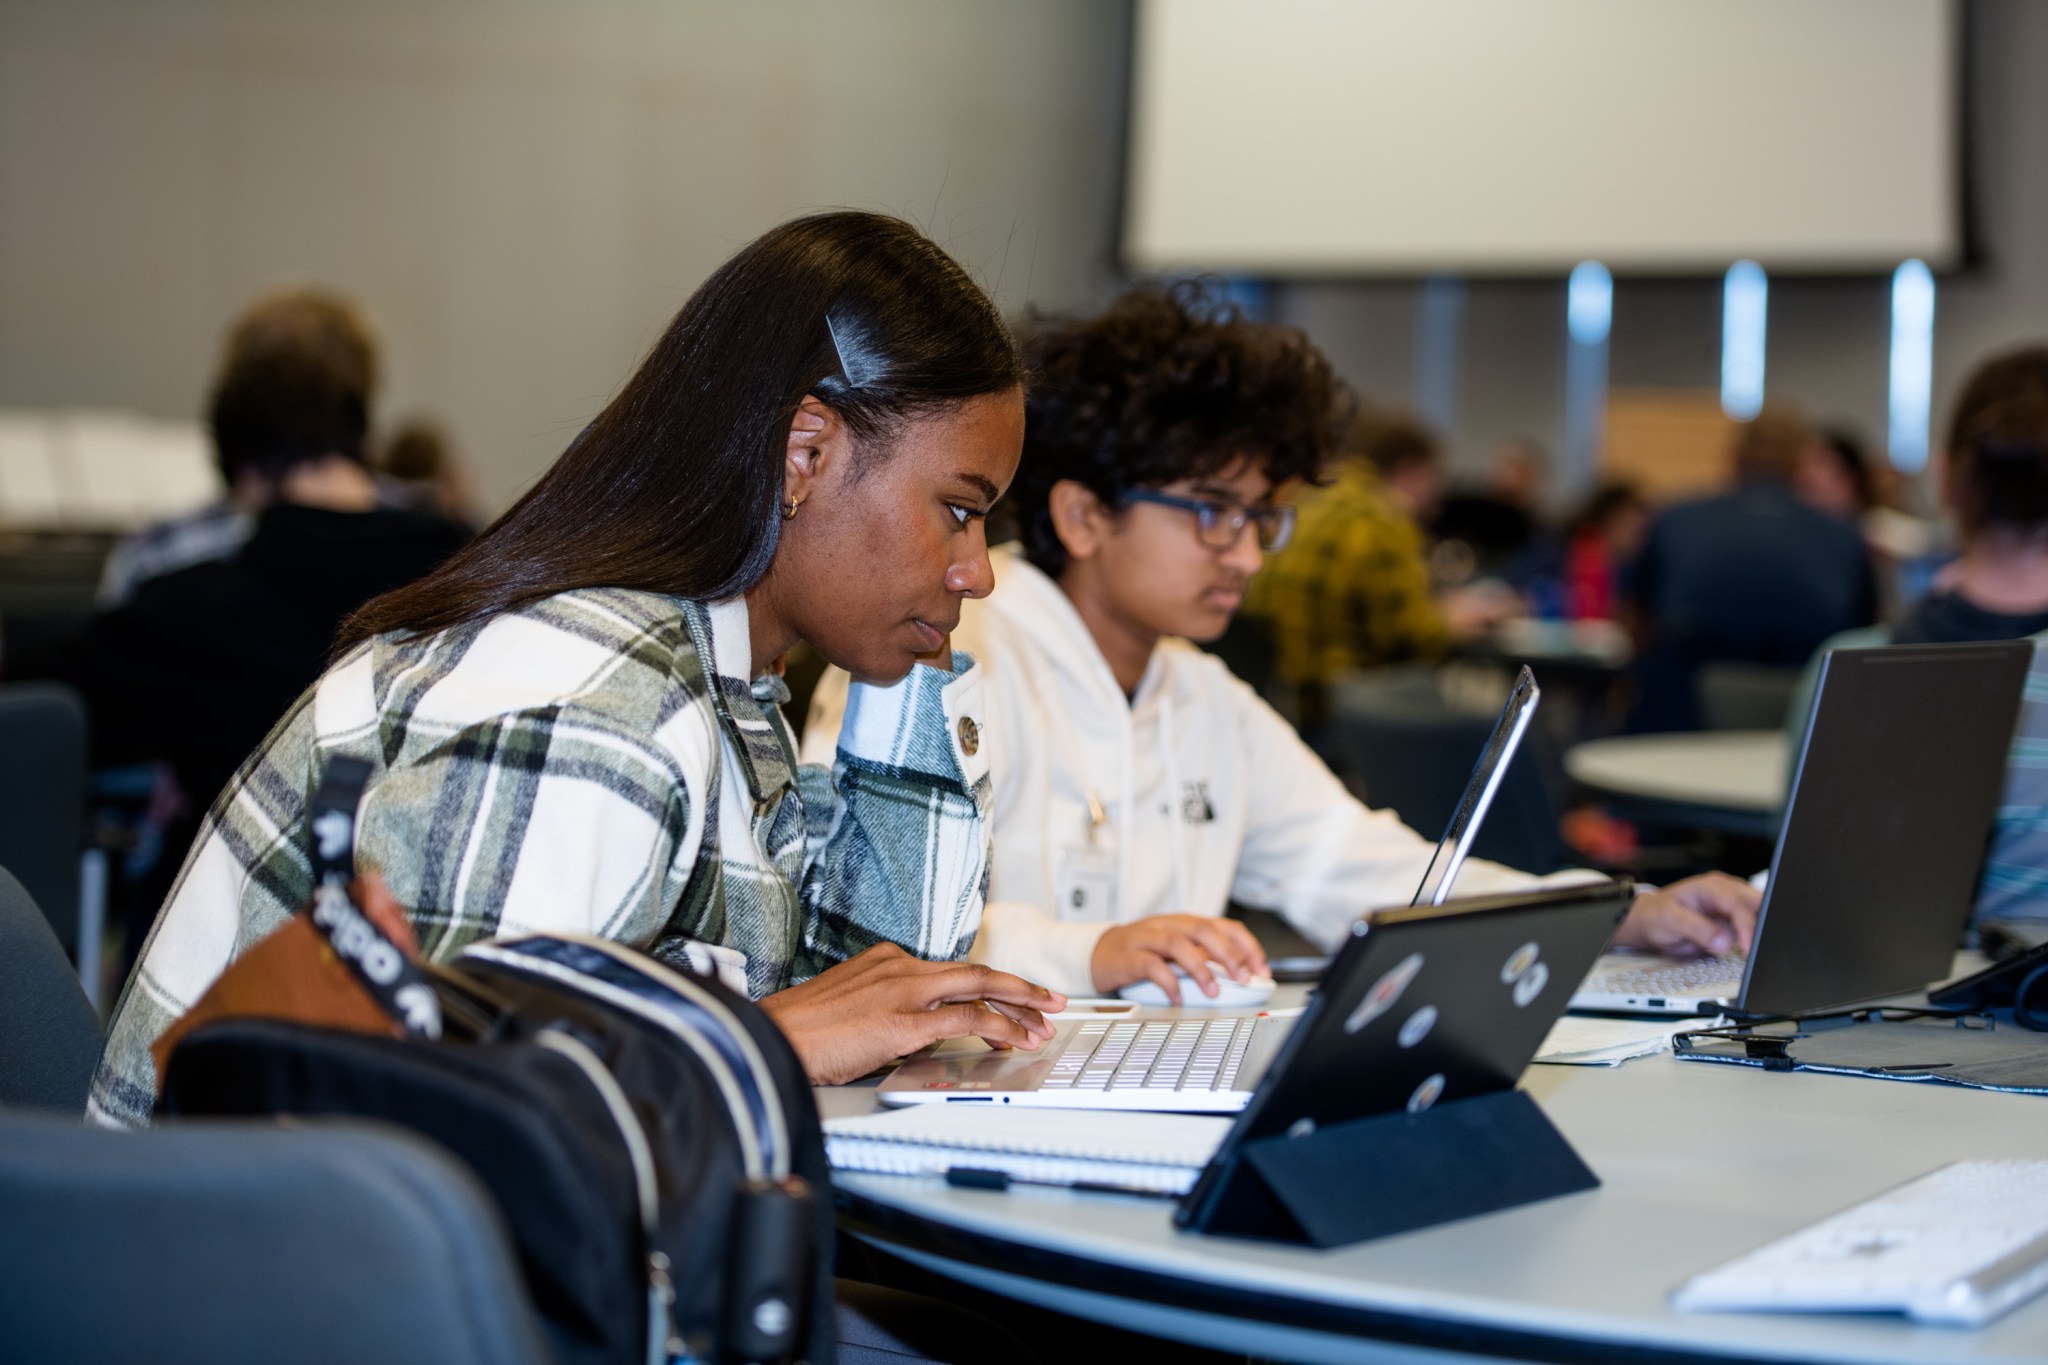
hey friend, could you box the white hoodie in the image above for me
[801,545,1563,994]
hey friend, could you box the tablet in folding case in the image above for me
[1177,878,1635,1248]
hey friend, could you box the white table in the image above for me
[1565,730,1789,839]
[824,1007,2048,1364]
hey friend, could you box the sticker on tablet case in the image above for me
[1501,941,1540,984]
[1512,960,1550,1007]
[1407,1073,1446,1114]
[1346,951,1424,1034]
[1398,1004,1438,1049]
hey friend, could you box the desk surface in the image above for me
[1565,730,1788,816]
[826,1000,2048,1365]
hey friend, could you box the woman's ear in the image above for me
[1048,479,1113,563]
[783,396,846,514]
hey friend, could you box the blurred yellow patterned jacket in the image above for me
[1243,459,1450,686]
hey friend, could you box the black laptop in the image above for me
[1573,640,2032,1017]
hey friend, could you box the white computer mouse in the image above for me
[1119,964,1276,1008]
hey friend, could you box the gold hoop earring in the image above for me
[783,494,802,520]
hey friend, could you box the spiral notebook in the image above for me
[824,1106,1232,1195]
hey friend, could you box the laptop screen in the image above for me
[1738,640,2030,1016]
[1411,666,1541,907]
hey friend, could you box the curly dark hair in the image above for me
[1011,281,1350,578]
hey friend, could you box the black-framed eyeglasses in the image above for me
[1121,489,1296,552]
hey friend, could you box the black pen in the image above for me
[944,1165,1180,1200]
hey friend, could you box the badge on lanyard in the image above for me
[1053,788,1119,924]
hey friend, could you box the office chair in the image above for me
[1696,661,1805,731]
[1330,666,1575,876]
[0,865,100,1111]
[0,1110,554,1365]
[1200,612,1279,702]
[0,681,89,957]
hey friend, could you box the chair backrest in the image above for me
[0,1110,554,1365]
[0,681,87,954]
[1200,612,1278,701]
[0,865,100,1112]
[1331,667,1573,876]
[1696,661,1804,731]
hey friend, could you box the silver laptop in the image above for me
[1571,642,2031,1018]
[876,880,1628,1119]
[1414,666,1540,906]
[877,668,1543,1112]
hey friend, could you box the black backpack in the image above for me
[158,761,835,1365]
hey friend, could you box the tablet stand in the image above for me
[1180,1089,1598,1248]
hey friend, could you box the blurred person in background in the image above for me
[1786,345,2048,923]
[1627,407,1878,730]
[66,289,471,947]
[1792,426,1877,524]
[1797,423,1943,619]
[1433,437,1546,578]
[1245,410,1511,725]
[1558,481,1651,622]
[1898,352,2048,643]
[95,288,380,608]
[377,415,481,531]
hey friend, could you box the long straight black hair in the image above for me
[342,211,1021,648]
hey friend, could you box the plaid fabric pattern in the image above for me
[90,588,992,1127]
[1980,640,2048,920]
[1242,459,1449,686]
[96,499,254,607]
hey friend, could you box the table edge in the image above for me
[836,1184,1841,1365]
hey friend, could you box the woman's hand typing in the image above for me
[760,943,1066,1085]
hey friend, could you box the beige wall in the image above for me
[5,0,2045,518]
[0,0,1127,512]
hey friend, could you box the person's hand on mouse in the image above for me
[1089,914,1269,1003]
[1610,872,1761,958]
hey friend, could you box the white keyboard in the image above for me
[1580,952,1745,999]
[1037,1018,1256,1093]
[1675,1160,2048,1326]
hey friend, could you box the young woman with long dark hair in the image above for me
[92,211,1065,1126]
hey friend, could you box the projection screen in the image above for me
[1124,0,1963,275]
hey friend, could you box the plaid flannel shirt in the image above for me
[1242,459,1450,688]
[1980,642,2048,919]
[90,588,992,1127]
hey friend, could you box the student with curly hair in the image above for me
[808,284,1758,1000]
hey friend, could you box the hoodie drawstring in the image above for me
[1157,689,1190,917]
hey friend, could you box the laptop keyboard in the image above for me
[1581,952,1746,998]
[1038,1019,1257,1093]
